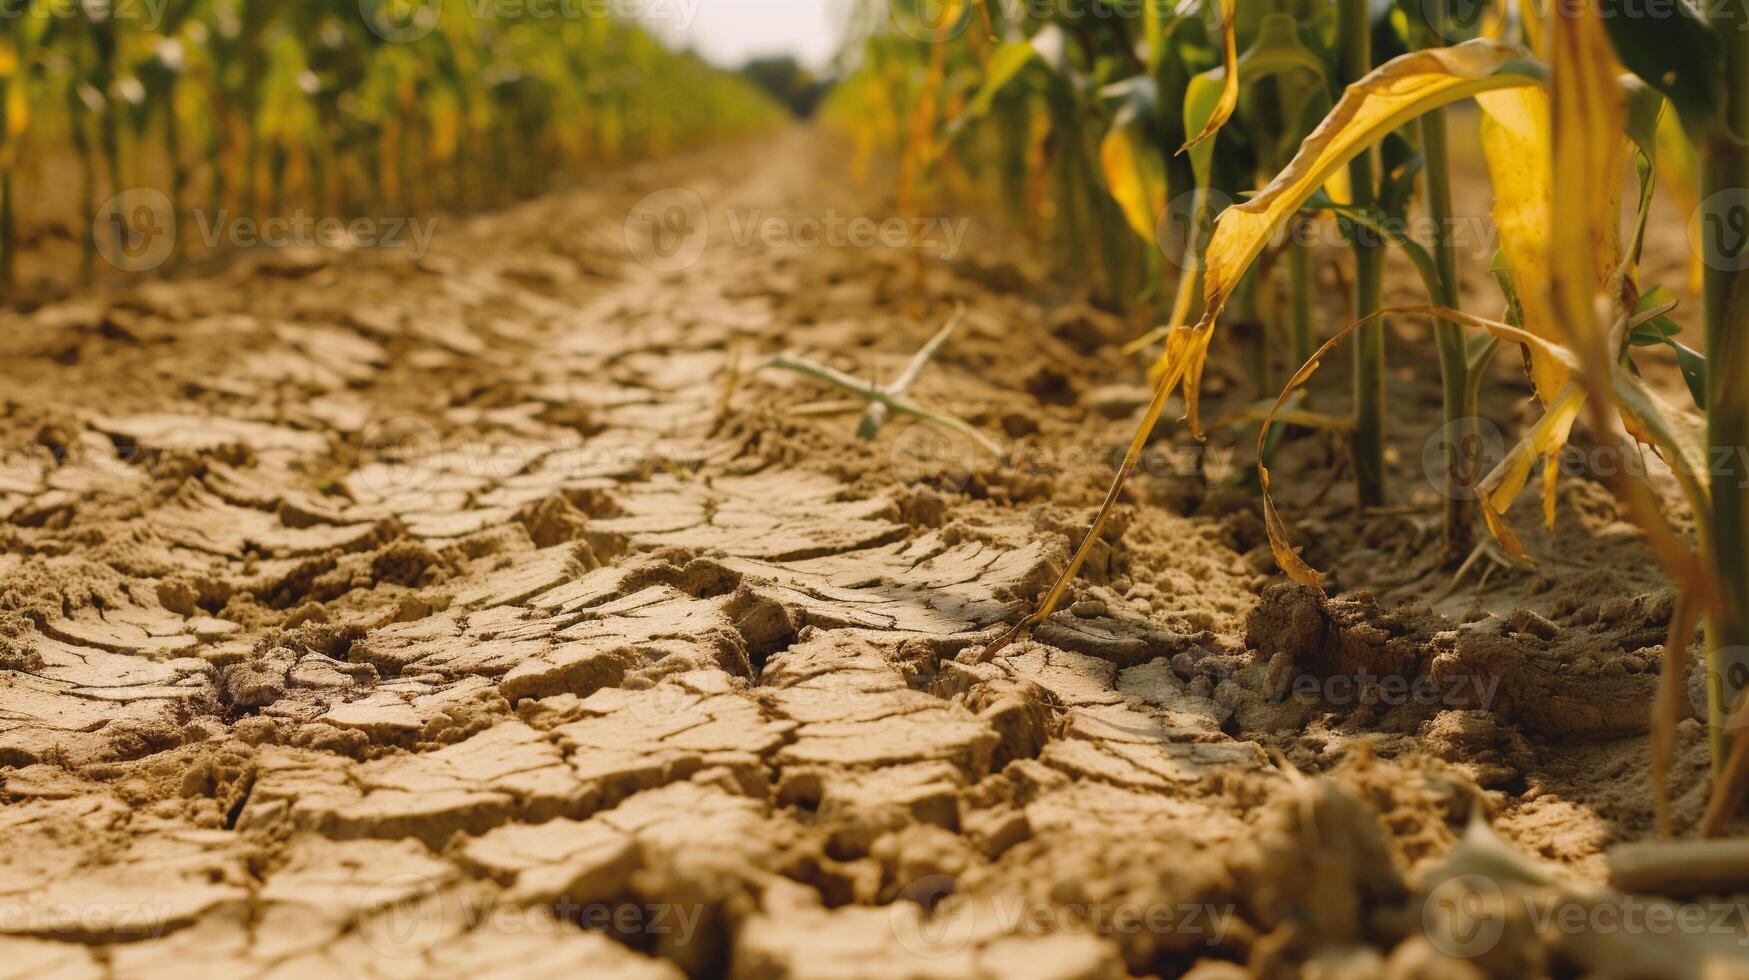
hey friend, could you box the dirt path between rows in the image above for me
[1,129,1744,978]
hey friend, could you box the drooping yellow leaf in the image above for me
[1182,40,1541,440]
[1199,40,1542,335]
[1476,382,1584,558]
[990,324,1212,650]
[1476,88,1565,402]
[1473,87,1594,555]
[1654,108,1703,294]
[1179,0,1238,153]
[1100,101,1168,244]
[1547,5,1625,354]
[1521,0,1553,57]
[1543,2,1717,637]
[1258,304,1571,589]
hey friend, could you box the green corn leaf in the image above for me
[1597,0,1723,140]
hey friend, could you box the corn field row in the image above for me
[0,0,784,283]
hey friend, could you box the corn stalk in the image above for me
[1416,2,1476,558]
[1340,0,1387,507]
[1704,0,1749,772]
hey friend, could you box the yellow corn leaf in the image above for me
[998,324,1212,644]
[1655,108,1703,293]
[1545,3,1717,630]
[1321,166,1352,207]
[1653,589,1703,836]
[1477,70,1645,559]
[1259,304,1568,589]
[1476,294,1706,562]
[1476,88,1566,402]
[4,79,27,145]
[1520,0,1548,57]
[1475,87,1590,556]
[1548,6,1625,354]
[1179,0,1238,153]
[1101,101,1168,244]
[1199,40,1541,335]
[1540,435,1563,526]
[1186,40,1541,439]
[1477,382,1584,558]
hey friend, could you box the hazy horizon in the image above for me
[643,0,855,72]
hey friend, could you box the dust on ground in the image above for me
[0,129,1745,978]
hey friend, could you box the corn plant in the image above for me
[840,0,1749,825]
[1,9,52,287]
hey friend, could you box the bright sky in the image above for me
[643,0,854,72]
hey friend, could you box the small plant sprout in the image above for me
[738,305,1001,457]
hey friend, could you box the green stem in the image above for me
[0,76,11,292]
[1057,128,1091,278]
[69,87,97,279]
[1704,0,1749,771]
[1290,227,1314,369]
[1352,245,1386,505]
[165,84,186,266]
[856,308,966,439]
[1421,102,1474,558]
[1341,0,1386,507]
[0,166,13,292]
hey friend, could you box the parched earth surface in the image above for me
[2,130,1747,978]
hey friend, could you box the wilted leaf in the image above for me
[1200,40,1544,335]
[1259,304,1572,587]
[1542,1,1711,618]
[1477,383,1584,558]
[1476,87,1566,402]
[1179,0,1238,152]
[1181,40,1543,440]
[1548,4,1626,353]
[1100,79,1169,243]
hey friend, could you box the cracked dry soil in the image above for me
[1,130,1746,978]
